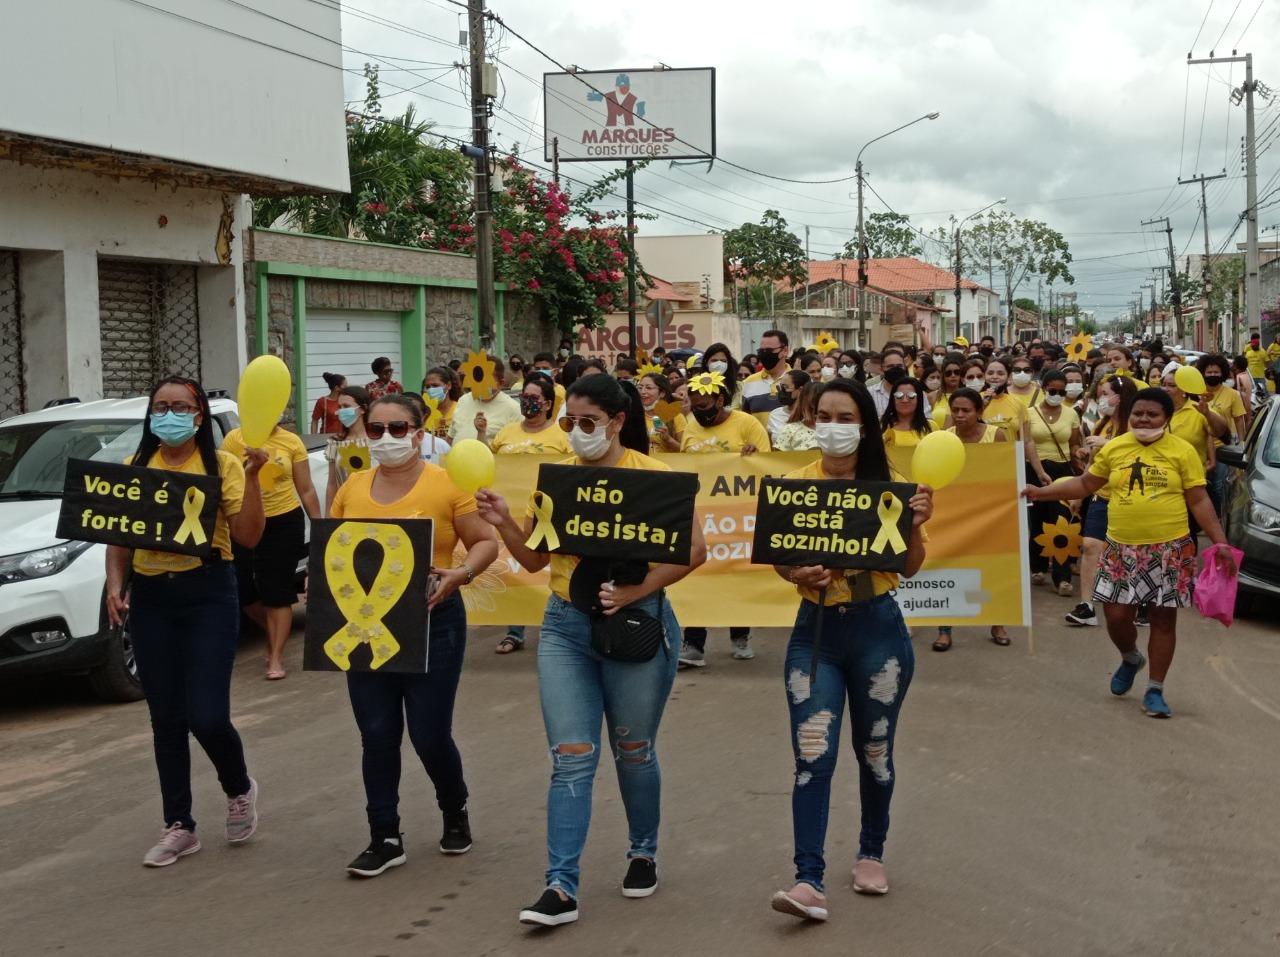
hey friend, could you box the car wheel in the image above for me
[88,610,144,703]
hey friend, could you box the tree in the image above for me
[1207,256,1244,332]
[1077,317,1099,335]
[1013,297,1039,314]
[836,211,923,259]
[723,210,807,316]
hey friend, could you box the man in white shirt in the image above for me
[449,355,521,446]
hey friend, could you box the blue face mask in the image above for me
[150,411,198,446]
[425,386,447,402]
[336,406,360,427]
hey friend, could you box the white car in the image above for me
[0,396,328,701]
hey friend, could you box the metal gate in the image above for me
[0,250,24,419]
[98,260,202,398]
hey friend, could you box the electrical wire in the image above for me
[1211,0,1246,50]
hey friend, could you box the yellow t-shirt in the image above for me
[132,449,245,576]
[931,393,951,429]
[680,409,771,453]
[782,459,913,604]
[1088,432,1206,545]
[1244,346,1269,379]
[882,421,935,448]
[330,463,477,568]
[983,393,1025,444]
[1007,385,1041,410]
[532,449,673,602]
[948,424,999,444]
[491,421,573,455]
[1027,405,1079,463]
[221,427,308,517]
[1268,343,1280,362]
[1206,385,1246,444]
[1169,403,1212,467]
[645,412,686,452]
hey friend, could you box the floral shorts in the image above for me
[1093,536,1196,608]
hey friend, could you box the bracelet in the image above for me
[461,562,476,584]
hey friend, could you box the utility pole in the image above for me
[1178,170,1227,347]
[1189,50,1266,344]
[855,161,867,349]
[625,160,637,358]
[953,227,962,343]
[804,225,810,313]
[467,0,496,350]
[551,136,560,187]
[1141,215,1182,343]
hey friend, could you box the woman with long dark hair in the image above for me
[325,385,371,515]
[770,379,933,920]
[104,376,266,867]
[1023,368,1083,595]
[311,372,347,434]
[880,375,934,447]
[474,375,706,927]
[423,365,462,438]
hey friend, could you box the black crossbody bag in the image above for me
[569,559,669,663]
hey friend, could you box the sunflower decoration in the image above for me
[1034,516,1083,565]
[637,361,664,377]
[1065,332,1093,363]
[635,348,650,364]
[685,352,704,369]
[336,440,370,473]
[813,331,841,355]
[423,394,443,434]
[654,398,683,426]
[455,554,510,614]
[688,371,727,396]
[460,349,499,401]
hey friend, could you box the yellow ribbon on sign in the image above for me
[172,486,208,547]
[524,491,560,552]
[869,490,908,555]
[322,522,414,671]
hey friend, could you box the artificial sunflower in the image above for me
[1065,332,1092,363]
[689,371,726,395]
[636,348,650,364]
[637,361,664,377]
[460,349,499,401]
[685,352,704,369]
[423,395,443,434]
[337,440,370,473]
[813,332,841,355]
[1034,516,1083,565]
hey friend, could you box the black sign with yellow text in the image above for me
[303,519,434,673]
[57,458,221,558]
[525,464,699,565]
[751,477,916,572]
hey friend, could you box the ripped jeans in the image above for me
[784,593,915,892]
[537,593,680,900]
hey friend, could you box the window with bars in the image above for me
[98,260,202,398]
[0,250,25,419]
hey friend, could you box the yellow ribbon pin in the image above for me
[323,522,414,671]
[524,491,560,552]
[172,486,208,547]
[870,490,908,555]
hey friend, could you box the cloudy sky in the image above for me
[337,0,1280,321]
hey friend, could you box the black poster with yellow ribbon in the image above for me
[303,518,434,673]
[751,478,917,572]
[525,464,699,565]
[57,458,221,558]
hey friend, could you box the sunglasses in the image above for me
[152,402,199,415]
[944,368,962,377]
[892,391,919,401]
[366,421,414,439]
[559,414,608,434]
[1045,388,1067,397]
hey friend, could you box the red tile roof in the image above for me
[643,275,696,303]
[789,258,995,296]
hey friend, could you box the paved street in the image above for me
[3,590,1279,957]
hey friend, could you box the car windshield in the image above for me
[0,420,143,498]
[1263,407,1280,468]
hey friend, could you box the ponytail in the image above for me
[566,372,649,455]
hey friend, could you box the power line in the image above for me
[1191,0,1217,50]
[1211,0,1246,50]
[1235,0,1266,44]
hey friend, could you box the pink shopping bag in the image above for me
[1192,543,1245,627]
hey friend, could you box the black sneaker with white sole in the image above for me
[1135,605,1150,627]
[1065,602,1098,626]
[440,809,472,855]
[346,837,406,878]
[518,888,579,927]
[621,858,657,898]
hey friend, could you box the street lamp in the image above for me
[854,111,940,348]
[953,198,1005,343]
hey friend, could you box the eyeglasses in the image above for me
[152,402,199,415]
[366,421,413,439]
[892,391,919,401]
[944,368,962,377]
[559,414,607,434]
[1013,367,1032,374]
[1045,388,1067,397]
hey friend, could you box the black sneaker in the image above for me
[440,809,472,855]
[518,888,579,927]
[346,836,406,878]
[1065,602,1098,627]
[1135,605,1150,627]
[621,858,657,898]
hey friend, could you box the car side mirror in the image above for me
[1218,445,1246,469]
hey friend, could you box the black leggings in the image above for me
[1027,460,1075,586]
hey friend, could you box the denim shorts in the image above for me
[1082,496,1108,540]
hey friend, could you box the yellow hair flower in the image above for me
[813,332,840,355]
[689,371,727,395]
[1065,333,1092,363]
[637,362,664,377]
[459,349,499,401]
[1034,516,1082,565]
[685,352,704,369]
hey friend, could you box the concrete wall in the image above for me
[635,233,725,309]
[0,164,248,408]
[1,0,348,192]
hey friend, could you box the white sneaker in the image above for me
[678,643,706,668]
[731,636,755,660]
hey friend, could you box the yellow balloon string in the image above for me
[322,522,414,671]
[172,487,208,546]
[524,491,560,551]
[870,491,908,556]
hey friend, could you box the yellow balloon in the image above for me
[1174,364,1206,395]
[445,438,496,493]
[237,355,292,447]
[911,429,966,491]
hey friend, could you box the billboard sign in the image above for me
[576,311,713,359]
[544,68,715,163]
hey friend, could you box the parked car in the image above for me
[1219,395,1280,613]
[0,397,328,701]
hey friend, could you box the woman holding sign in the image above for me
[329,394,498,877]
[324,385,371,514]
[474,375,707,928]
[769,378,933,921]
[104,377,266,868]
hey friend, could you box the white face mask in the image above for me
[814,422,861,456]
[964,377,986,389]
[838,365,856,379]
[1044,393,1064,407]
[1065,382,1084,398]
[1096,397,1116,416]
[369,434,419,467]
[865,374,883,389]
[1139,358,1152,371]
[926,377,942,391]
[820,366,836,380]
[707,360,729,375]
[1011,371,1033,386]
[1131,426,1165,444]
[568,423,612,461]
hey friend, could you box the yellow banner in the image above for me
[457,445,1030,628]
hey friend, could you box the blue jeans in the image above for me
[537,593,680,899]
[130,561,251,831]
[346,594,468,840]
[1208,460,1230,515]
[784,593,915,891]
